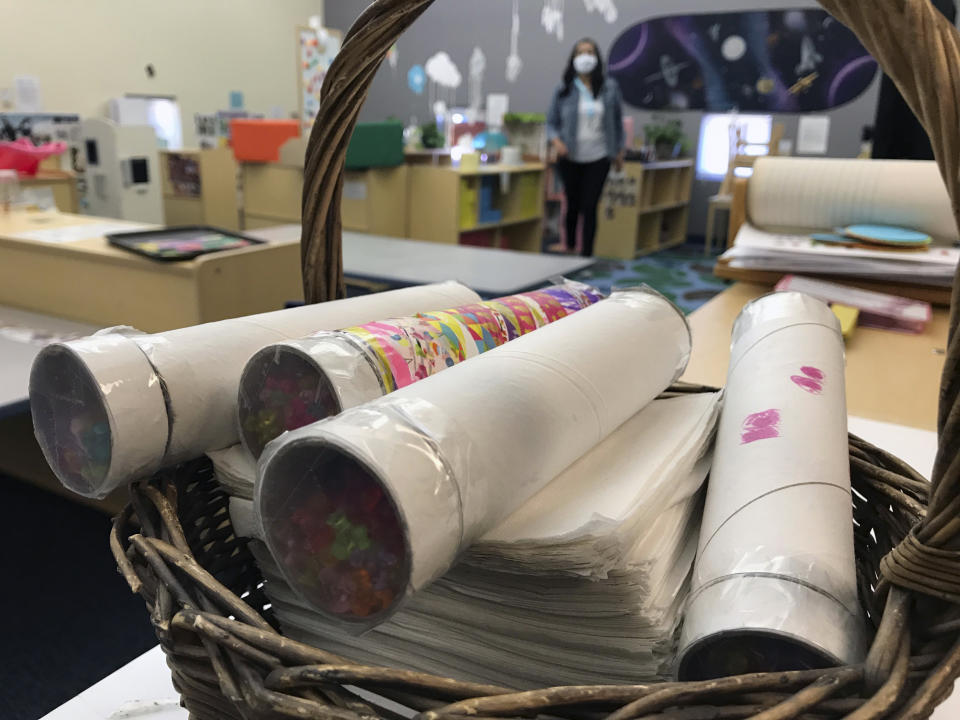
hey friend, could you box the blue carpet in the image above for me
[568,242,731,314]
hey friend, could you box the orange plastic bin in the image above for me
[230,119,300,163]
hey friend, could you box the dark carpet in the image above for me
[0,476,157,720]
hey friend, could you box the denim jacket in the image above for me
[546,76,625,160]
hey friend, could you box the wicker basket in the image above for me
[109,1,960,718]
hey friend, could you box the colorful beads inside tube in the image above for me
[238,348,340,458]
[263,447,409,621]
[240,282,603,455]
[29,348,112,495]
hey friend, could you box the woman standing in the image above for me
[547,39,626,257]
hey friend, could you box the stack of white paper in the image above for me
[722,224,960,286]
[214,392,720,688]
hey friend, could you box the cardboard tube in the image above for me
[29,281,480,499]
[256,288,691,630]
[677,291,866,680]
[237,282,604,457]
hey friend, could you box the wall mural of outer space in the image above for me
[607,9,878,112]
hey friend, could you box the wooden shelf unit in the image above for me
[240,137,409,237]
[595,159,694,259]
[20,170,79,213]
[160,147,240,230]
[408,162,545,252]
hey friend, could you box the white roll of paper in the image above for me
[749,156,957,244]
[255,288,691,629]
[29,281,480,499]
[677,291,867,680]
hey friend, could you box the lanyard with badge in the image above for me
[575,77,602,133]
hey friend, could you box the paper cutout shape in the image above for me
[469,47,487,110]
[408,64,426,95]
[541,0,565,40]
[507,0,523,83]
[583,0,618,23]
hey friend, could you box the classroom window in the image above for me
[696,113,773,180]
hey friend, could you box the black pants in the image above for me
[558,156,611,257]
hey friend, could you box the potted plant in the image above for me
[644,119,688,160]
[503,112,548,160]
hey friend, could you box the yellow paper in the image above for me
[831,303,859,338]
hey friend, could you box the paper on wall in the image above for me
[14,75,42,112]
[486,93,510,127]
[796,115,830,154]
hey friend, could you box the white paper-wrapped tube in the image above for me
[255,288,691,629]
[677,291,866,680]
[29,281,480,499]
[237,282,604,457]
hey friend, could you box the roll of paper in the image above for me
[749,157,957,244]
[677,291,867,680]
[255,288,691,630]
[237,282,604,457]
[29,281,480,499]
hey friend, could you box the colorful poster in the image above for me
[608,9,878,112]
[297,25,343,126]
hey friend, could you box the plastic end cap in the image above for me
[257,437,411,626]
[238,345,341,458]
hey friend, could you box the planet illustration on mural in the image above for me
[607,9,878,112]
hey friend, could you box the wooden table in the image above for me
[247,225,595,298]
[682,282,949,431]
[0,210,303,332]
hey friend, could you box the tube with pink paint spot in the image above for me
[677,291,866,681]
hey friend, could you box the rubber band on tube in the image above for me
[237,281,606,458]
[677,291,867,680]
[29,281,481,499]
[255,287,691,631]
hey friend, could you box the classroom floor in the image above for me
[0,239,728,719]
[0,479,157,720]
[568,241,731,314]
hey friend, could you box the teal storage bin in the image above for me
[345,121,404,169]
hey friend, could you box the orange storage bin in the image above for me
[230,119,300,163]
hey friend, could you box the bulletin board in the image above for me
[296,25,343,127]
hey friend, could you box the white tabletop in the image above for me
[0,305,98,416]
[40,417,956,719]
[247,225,595,297]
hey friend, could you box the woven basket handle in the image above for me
[300,0,436,303]
[818,1,960,542]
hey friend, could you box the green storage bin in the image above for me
[345,121,405,169]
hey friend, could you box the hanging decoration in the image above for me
[468,47,487,111]
[583,0,618,24]
[407,64,426,95]
[507,0,523,83]
[541,0,564,41]
[425,51,462,111]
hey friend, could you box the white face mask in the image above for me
[573,53,598,75]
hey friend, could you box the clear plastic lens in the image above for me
[30,348,112,495]
[238,348,340,458]
[260,443,410,622]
